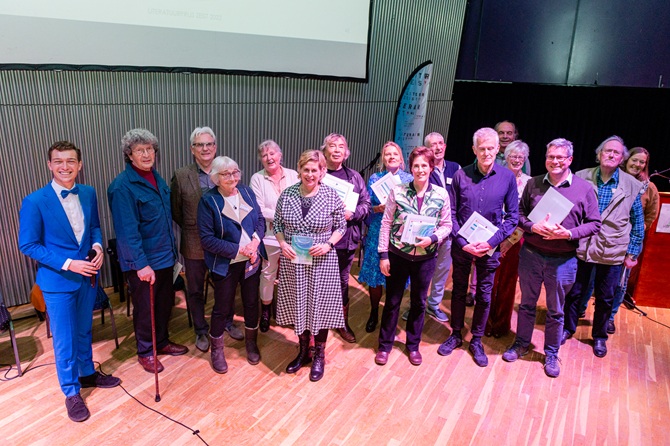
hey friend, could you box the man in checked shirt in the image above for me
[562,135,645,358]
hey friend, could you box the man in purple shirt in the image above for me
[501,138,601,377]
[437,127,518,367]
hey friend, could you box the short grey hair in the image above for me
[424,132,444,146]
[121,128,159,163]
[209,156,241,182]
[190,126,216,145]
[595,135,628,161]
[257,139,282,160]
[546,138,574,157]
[473,127,499,148]
[505,140,530,160]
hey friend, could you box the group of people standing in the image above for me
[18,121,657,422]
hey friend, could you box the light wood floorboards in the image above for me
[1,269,669,446]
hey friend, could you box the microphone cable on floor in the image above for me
[0,359,209,445]
[96,362,210,445]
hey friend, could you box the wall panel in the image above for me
[0,0,466,305]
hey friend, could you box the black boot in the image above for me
[365,286,382,333]
[365,307,379,333]
[310,341,326,382]
[259,303,271,333]
[245,328,261,365]
[337,304,356,343]
[210,334,228,374]
[286,332,312,374]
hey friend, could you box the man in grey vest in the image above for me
[562,135,644,358]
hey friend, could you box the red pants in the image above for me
[486,241,522,337]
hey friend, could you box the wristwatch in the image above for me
[328,241,335,249]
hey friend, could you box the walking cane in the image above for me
[149,282,161,402]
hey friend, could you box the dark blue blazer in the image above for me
[197,184,267,277]
[19,183,102,293]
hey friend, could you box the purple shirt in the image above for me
[519,173,602,255]
[451,162,519,249]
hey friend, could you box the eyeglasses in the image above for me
[546,156,568,162]
[192,142,215,149]
[507,155,525,161]
[219,170,241,180]
[132,147,155,156]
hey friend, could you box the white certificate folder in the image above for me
[400,214,437,244]
[527,186,574,225]
[457,211,498,256]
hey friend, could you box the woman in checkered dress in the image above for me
[274,150,347,382]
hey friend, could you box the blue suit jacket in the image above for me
[19,183,103,293]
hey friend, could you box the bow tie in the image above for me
[61,186,79,199]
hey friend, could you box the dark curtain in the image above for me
[446,81,670,192]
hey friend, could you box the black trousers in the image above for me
[126,267,174,357]
[210,262,261,337]
[336,248,356,306]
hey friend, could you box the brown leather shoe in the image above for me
[408,350,422,366]
[157,341,189,356]
[138,355,164,373]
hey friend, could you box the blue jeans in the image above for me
[516,246,577,355]
[564,260,622,340]
[426,238,452,310]
[43,283,97,397]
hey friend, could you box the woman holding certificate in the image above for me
[274,150,347,381]
[359,142,413,332]
[486,140,532,338]
[375,146,452,366]
[197,156,267,374]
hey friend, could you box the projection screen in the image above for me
[0,0,372,79]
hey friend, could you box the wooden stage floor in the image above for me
[1,269,669,446]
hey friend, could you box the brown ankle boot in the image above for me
[286,332,312,374]
[210,334,228,374]
[245,328,261,365]
[337,304,356,343]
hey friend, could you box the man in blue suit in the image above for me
[19,141,120,422]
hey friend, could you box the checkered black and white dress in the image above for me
[274,183,347,334]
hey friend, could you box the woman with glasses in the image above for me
[198,156,267,373]
[274,150,347,381]
[485,140,532,337]
[249,140,299,333]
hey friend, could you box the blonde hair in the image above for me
[378,141,406,171]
